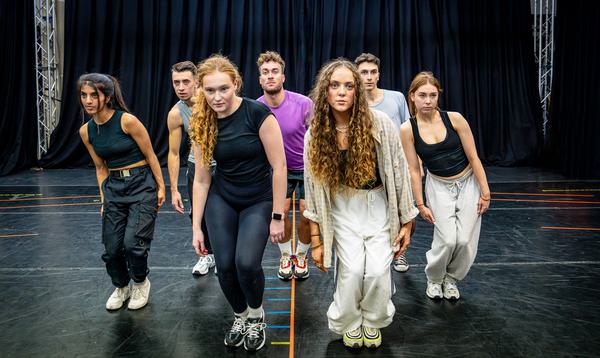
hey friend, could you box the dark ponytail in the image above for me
[106,75,130,112]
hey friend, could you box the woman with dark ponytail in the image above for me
[78,73,165,311]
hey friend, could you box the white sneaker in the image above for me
[207,254,216,272]
[443,277,460,300]
[393,254,410,272]
[277,254,293,281]
[192,254,216,276]
[293,253,310,280]
[106,286,130,310]
[426,281,443,300]
[128,278,150,310]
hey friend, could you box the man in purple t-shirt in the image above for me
[257,51,314,281]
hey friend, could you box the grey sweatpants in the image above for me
[424,169,481,283]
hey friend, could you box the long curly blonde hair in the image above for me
[307,59,376,191]
[189,54,243,167]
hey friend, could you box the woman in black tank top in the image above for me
[188,55,287,352]
[78,73,165,312]
[400,71,491,301]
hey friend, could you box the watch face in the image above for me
[272,213,283,220]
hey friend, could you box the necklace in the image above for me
[335,125,349,133]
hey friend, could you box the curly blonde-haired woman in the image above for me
[189,54,286,352]
[303,59,418,349]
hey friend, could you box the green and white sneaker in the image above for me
[343,328,363,349]
[362,326,382,348]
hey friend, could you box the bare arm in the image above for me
[259,114,287,243]
[122,113,166,209]
[167,108,185,213]
[449,112,491,214]
[400,121,435,223]
[191,142,212,255]
[79,124,108,211]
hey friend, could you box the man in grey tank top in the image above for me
[355,53,411,273]
[167,61,215,275]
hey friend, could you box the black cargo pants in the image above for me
[102,166,157,287]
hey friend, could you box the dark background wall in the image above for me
[0,0,38,175]
[6,0,595,179]
[546,1,600,178]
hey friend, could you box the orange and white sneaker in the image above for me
[277,253,293,281]
[293,253,310,280]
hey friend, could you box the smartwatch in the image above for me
[272,212,283,221]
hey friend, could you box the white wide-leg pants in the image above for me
[327,186,395,334]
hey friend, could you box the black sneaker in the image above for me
[244,316,266,351]
[224,316,247,347]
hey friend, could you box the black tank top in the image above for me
[87,111,145,168]
[212,98,273,205]
[410,111,469,177]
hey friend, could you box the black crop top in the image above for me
[87,111,145,168]
[410,111,469,177]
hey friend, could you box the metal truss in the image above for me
[533,0,556,137]
[34,0,60,159]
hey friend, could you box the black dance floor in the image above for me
[1,167,599,357]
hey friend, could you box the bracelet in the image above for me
[480,196,491,201]
[311,234,321,237]
[416,203,424,207]
[311,242,323,250]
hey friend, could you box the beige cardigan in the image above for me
[303,109,419,268]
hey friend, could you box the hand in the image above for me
[171,190,185,214]
[192,229,208,256]
[418,205,435,224]
[269,219,285,243]
[311,245,328,273]
[157,186,166,211]
[394,220,413,256]
[100,203,104,216]
[478,196,490,215]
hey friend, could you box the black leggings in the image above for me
[205,185,271,313]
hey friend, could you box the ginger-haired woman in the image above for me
[189,54,286,352]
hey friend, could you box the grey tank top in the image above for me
[177,100,194,163]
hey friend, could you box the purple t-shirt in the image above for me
[258,90,313,171]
